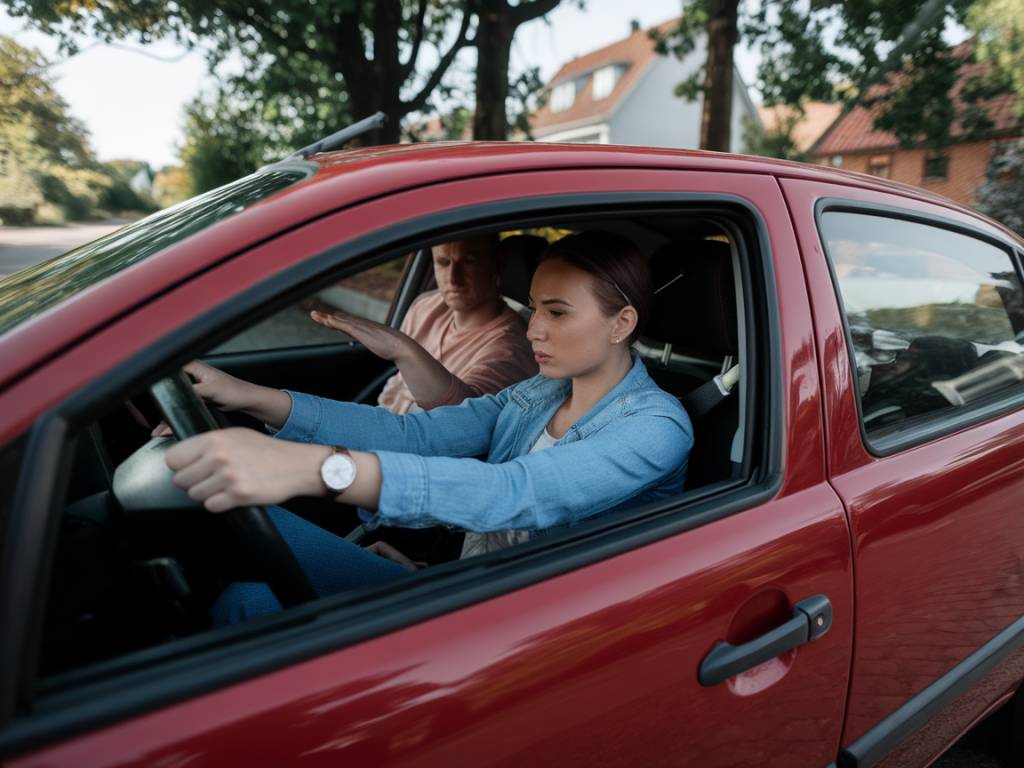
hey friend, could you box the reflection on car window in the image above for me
[0,166,312,337]
[821,212,1024,436]
[211,255,408,354]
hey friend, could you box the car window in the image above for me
[211,254,410,353]
[821,211,1024,437]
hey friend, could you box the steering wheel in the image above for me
[150,370,317,609]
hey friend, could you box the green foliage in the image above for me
[3,0,473,142]
[651,1,712,103]
[654,0,1015,150]
[968,0,1024,119]
[180,87,277,193]
[152,166,192,208]
[508,66,546,140]
[741,113,806,161]
[975,139,1024,236]
[441,107,473,140]
[0,34,119,221]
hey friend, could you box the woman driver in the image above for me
[166,232,694,623]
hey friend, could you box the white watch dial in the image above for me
[321,453,357,493]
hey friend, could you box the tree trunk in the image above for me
[700,0,739,152]
[473,8,515,139]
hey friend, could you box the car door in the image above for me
[782,176,1024,767]
[1,165,853,767]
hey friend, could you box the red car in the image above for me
[1,142,1023,768]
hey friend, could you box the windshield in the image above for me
[0,164,311,336]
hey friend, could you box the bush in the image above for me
[975,139,1024,237]
[37,174,91,220]
[0,206,36,226]
[99,175,157,214]
[34,202,66,225]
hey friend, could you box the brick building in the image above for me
[812,53,1020,207]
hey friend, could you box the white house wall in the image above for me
[609,44,758,153]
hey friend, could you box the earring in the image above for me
[612,337,620,344]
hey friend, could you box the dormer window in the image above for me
[592,65,620,100]
[550,81,576,113]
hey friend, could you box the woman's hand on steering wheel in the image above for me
[166,427,330,513]
[152,361,292,433]
[181,360,259,412]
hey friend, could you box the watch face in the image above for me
[321,453,357,492]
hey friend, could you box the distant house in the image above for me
[811,49,1021,207]
[757,102,843,155]
[128,167,154,197]
[530,19,759,153]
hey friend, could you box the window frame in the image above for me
[592,65,619,100]
[550,81,576,113]
[0,190,782,758]
[922,151,950,182]
[815,197,1024,457]
[867,154,893,178]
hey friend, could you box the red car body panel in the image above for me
[781,177,1024,762]
[2,144,1022,766]
[12,488,851,768]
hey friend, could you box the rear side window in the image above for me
[820,211,1024,438]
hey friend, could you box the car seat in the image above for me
[498,234,547,318]
[643,239,741,489]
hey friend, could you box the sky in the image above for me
[1,1,758,169]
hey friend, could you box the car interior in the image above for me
[35,209,763,686]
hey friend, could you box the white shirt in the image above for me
[459,428,559,558]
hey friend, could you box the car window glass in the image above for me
[212,254,409,354]
[821,211,1024,436]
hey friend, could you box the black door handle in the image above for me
[699,595,832,686]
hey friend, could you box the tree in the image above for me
[152,165,193,208]
[654,1,990,153]
[180,86,271,193]
[469,0,564,140]
[3,0,475,146]
[0,34,112,223]
[975,139,1024,237]
[967,0,1024,119]
[741,111,805,161]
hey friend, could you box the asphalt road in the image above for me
[0,222,1012,767]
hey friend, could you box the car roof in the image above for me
[0,141,1015,394]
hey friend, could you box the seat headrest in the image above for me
[498,234,547,307]
[646,239,737,357]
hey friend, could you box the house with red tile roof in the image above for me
[811,48,1021,207]
[530,19,759,152]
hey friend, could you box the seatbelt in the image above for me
[682,364,740,419]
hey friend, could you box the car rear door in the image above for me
[782,176,1024,767]
[3,167,854,767]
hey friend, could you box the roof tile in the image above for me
[814,49,1021,156]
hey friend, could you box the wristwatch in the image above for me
[320,447,357,498]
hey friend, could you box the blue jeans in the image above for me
[211,506,407,625]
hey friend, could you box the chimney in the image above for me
[630,19,640,33]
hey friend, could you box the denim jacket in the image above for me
[275,356,693,533]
